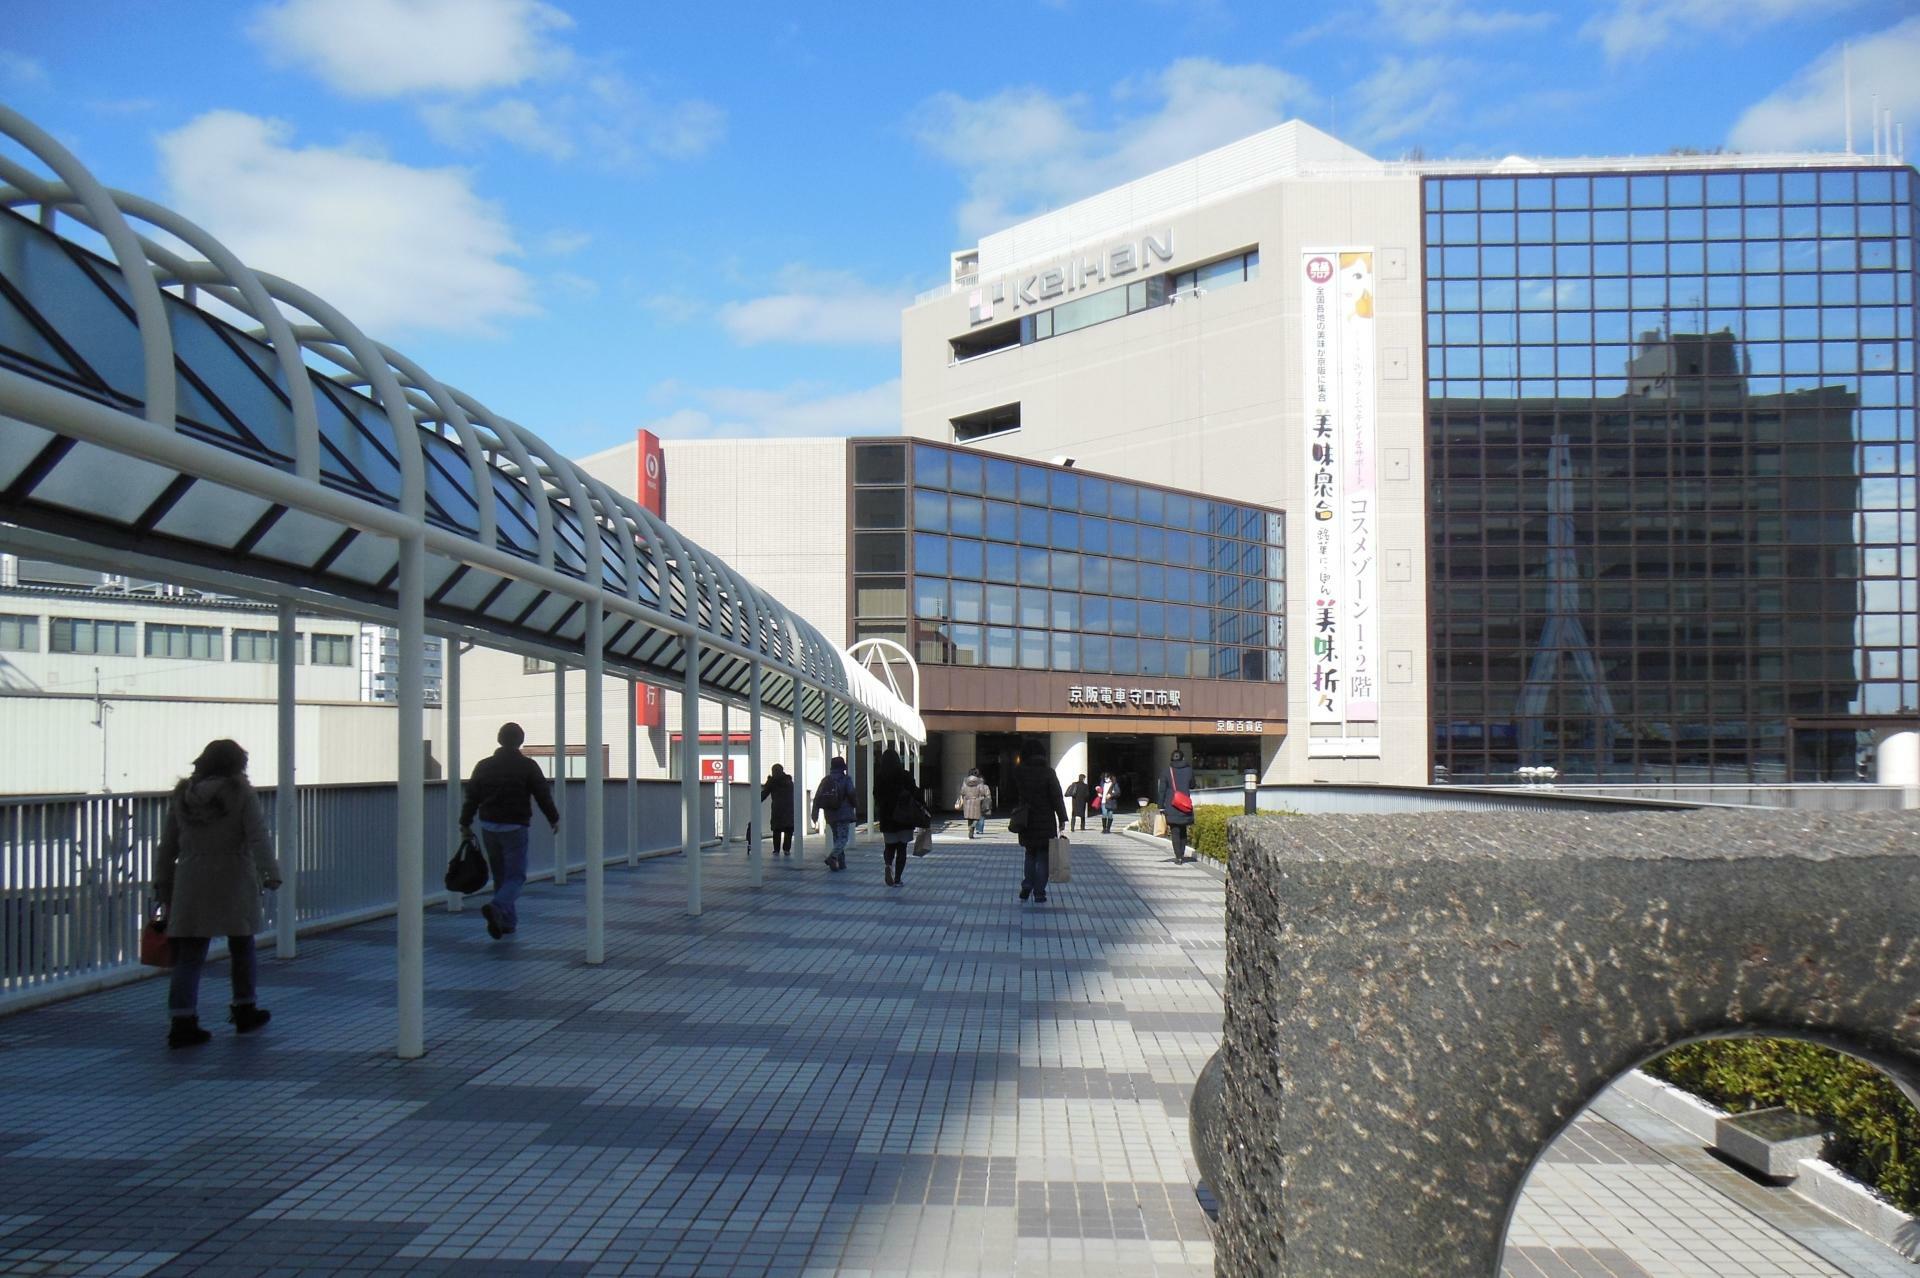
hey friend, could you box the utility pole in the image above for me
[91,667,112,792]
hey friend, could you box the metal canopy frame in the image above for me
[0,106,923,1057]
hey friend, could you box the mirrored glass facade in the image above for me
[849,440,1285,682]
[1425,167,1918,783]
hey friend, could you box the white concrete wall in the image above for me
[901,174,1430,785]
[0,695,443,794]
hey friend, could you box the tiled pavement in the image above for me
[0,827,1911,1276]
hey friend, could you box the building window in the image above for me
[1171,248,1260,298]
[50,617,137,656]
[524,656,556,674]
[146,624,222,660]
[232,629,303,663]
[952,403,1021,443]
[311,633,354,666]
[0,614,38,652]
[951,319,1021,362]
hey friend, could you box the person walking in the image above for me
[1066,773,1091,831]
[958,767,992,839]
[811,756,858,871]
[1097,773,1120,834]
[761,764,795,855]
[458,722,560,940]
[1160,748,1197,864]
[153,739,281,1049]
[1012,739,1067,904]
[873,747,920,886]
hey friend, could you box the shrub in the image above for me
[1646,1038,1920,1212]
[1190,804,1296,862]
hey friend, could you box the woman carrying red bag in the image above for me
[1160,749,1197,865]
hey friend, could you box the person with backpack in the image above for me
[873,747,922,886]
[1011,738,1068,903]
[1160,748,1197,864]
[761,764,795,855]
[1097,772,1121,834]
[153,738,281,1049]
[811,756,857,871]
[459,721,561,939]
[958,768,992,838]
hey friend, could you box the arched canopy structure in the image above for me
[0,106,924,745]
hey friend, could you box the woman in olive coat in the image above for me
[153,739,281,1048]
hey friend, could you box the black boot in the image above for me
[168,1016,212,1049]
[229,1004,272,1034]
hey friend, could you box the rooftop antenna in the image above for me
[1871,93,1880,159]
[1842,44,1853,153]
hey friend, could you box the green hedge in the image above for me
[1646,1038,1920,1212]
[1132,804,1294,862]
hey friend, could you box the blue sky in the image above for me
[3,0,1916,459]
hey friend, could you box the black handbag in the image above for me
[1006,803,1030,836]
[444,833,490,894]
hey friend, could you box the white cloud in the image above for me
[251,0,724,168]
[1347,56,1468,148]
[422,96,575,158]
[717,267,910,347]
[1582,0,1858,61]
[539,229,592,256]
[157,111,535,338]
[644,380,900,440]
[1376,0,1553,43]
[0,50,48,87]
[249,0,571,98]
[915,58,1309,239]
[1728,16,1920,151]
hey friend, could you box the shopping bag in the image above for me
[912,828,933,857]
[1153,812,1168,838]
[139,909,172,968]
[1050,835,1071,883]
[444,833,490,894]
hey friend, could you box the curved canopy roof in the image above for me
[0,106,922,744]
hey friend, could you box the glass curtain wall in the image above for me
[850,440,1285,683]
[1424,166,1918,783]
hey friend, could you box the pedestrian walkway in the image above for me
[0,828,1908,1276]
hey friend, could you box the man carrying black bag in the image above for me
[459,722,560,940]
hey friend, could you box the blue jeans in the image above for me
[1022,846,1050,897]
[829,820,853,861]
[480,824,530,930]
[169,934,256,1016]
[972,817,987,836]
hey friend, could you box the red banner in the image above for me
[636,428,665,728]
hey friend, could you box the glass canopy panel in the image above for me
[1,218,146,404]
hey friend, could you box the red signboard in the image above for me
[636,428,665,728]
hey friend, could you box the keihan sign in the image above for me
[969,230,1174,325]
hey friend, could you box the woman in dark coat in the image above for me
[1012,738,1068,903]
[761,764,795,855]
[153,739,281,1048]
[872,747,919,887]
[1159,748,1197,864]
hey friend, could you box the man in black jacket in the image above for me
[459,722,560,939]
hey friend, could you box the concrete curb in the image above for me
[1612,1069,1920,1261]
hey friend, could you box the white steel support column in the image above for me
[444,638,462,912]
[583,605,604,965]
[626,678,639,866]
[863,717,876,828]
[552,664,567,885]
[396,535,425,1060]
[274,601,298,958]
[682,634,702,915]
[720,702,732,840]
[792,685,806,862]
[748,664,763,887]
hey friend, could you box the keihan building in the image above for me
[560,120,1917,810]
[894,121,1918,795]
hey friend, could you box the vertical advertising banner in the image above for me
[635,429,665,728]
[1300,249,1381,740]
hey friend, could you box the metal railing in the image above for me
[0,778,756,1014]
